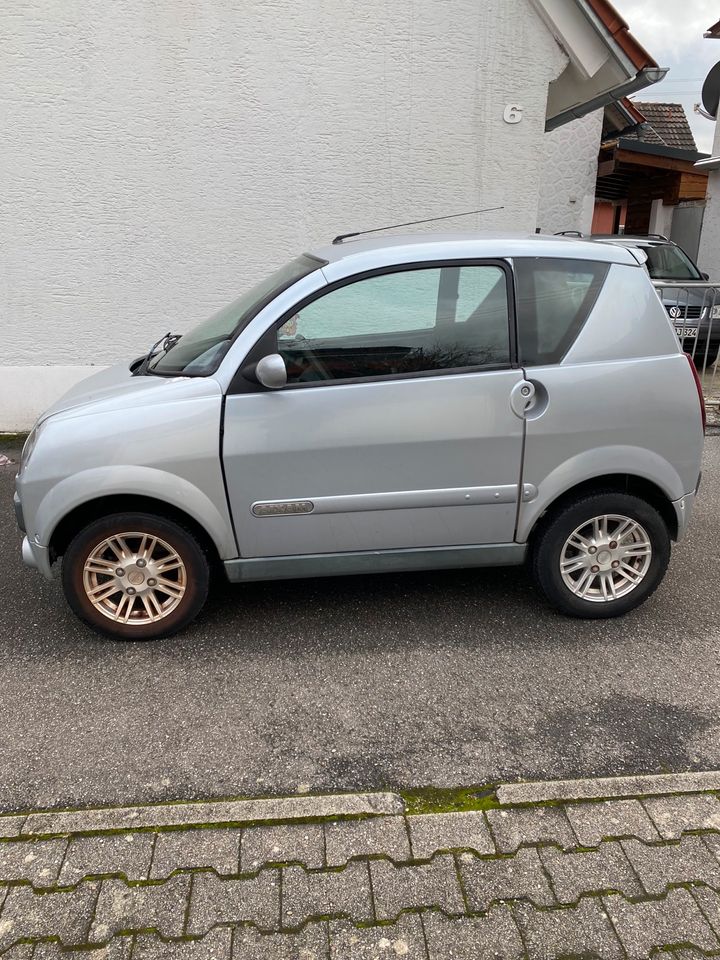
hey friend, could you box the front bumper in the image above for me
[13,492,25,532]
[15,487,54,580]
[20,536,54,580]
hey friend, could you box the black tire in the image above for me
[703,347,718,368]
[62,512,210,640]
[531,492,670,619]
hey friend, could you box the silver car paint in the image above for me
[588,237,718,358]
[315,233,639,284]
[223,542,527,583]
[15,232,703,586]
[562,262,681,363]
[222,368,526,558]
[516,263,704,541]
[16,373,235,571]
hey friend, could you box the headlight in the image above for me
[19,422,43,474]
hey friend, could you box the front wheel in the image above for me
[531,493,670,618]
[62,513,210,640]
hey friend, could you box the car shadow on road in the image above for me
[189,562,630,656]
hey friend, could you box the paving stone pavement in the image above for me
[3,775,720,957]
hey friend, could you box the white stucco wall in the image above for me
[648,198,675,240]
[1,0,567,429]
[698,121,720,281]
[537,109,603,235]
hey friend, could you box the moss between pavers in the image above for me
[4,786,720,841]
[399,784,720,815]
[0,432,28,444]
[400,785,501,815]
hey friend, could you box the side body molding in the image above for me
[251,484,519,517]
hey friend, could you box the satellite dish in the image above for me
[702,60,720,119]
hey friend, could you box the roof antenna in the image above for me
[332,206,505,244]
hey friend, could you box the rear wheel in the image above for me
[62,513,210,640]
[531,492,670,618]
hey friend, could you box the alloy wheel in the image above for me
[559,514,652,602]
[82,532,187,624]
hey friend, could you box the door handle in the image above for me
[510,379,536,419]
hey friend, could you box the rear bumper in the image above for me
[672,488,697,542]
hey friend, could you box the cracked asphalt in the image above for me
[1,436,719,814]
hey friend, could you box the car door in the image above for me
[222,260,527,558]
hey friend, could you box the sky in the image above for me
[613,0,719,153]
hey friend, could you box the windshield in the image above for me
[148,254,324,376]
[644,244,702,281]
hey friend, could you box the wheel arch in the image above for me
[33,464,237,569]
[524,473,679,545]
[48,494,225,572]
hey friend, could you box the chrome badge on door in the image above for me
[252,500,315,517]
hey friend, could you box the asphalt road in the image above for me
[1,436,720,814]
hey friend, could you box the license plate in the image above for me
[675,326,698,339]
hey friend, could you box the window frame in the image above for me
[229,258,519,394]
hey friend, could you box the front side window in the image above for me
[275,264,510,385]
[148,255,323,376]
[515,258,609,365]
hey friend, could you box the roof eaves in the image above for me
[616,137,709,163]
[695,156,720,170]
[620,96,647,124]
[546,65,667,131]
[584,0,659,69]
[602,98,648,140]
[540,0,665,131]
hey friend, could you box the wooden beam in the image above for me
[678,172,709,201]
[597,159,616,178]
[615,148,709,175]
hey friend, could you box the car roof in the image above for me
[589,236,670,249]
[308,231,640,270]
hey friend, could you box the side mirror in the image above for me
[255,353,287,390]
[702,272,710,281]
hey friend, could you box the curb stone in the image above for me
[16,791,404,838]
[497,770,720,805]
[2,773,720,956]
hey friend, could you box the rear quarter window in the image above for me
[515,258,609,365]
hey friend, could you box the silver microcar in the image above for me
[15,233,705,639]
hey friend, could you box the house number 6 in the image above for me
[503,104,523,124]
